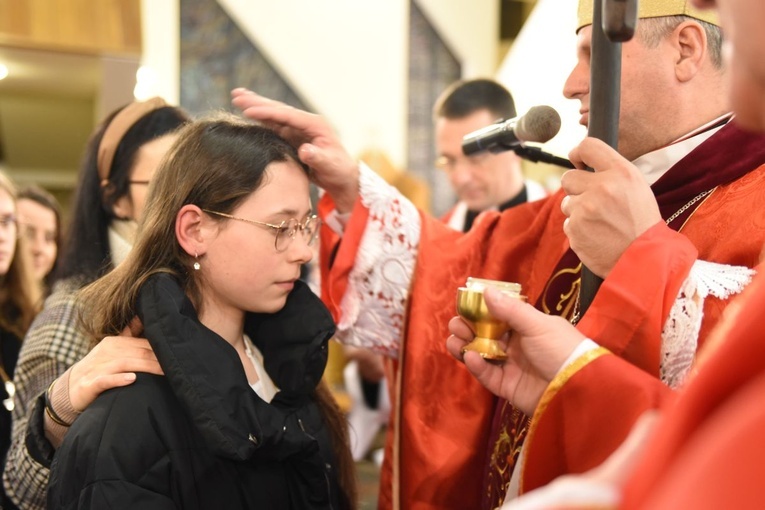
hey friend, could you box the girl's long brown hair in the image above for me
[0,172,42,339]
[77,114,356,507]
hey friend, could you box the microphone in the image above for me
[461,105,562,156]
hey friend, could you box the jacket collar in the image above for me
[136,273,335,461]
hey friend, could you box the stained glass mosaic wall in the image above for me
[408,1,461,216]
[179,0,310,116]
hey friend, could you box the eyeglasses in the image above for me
[435,152,493,173]
[202,209,321,252]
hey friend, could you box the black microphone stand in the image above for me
[511,145,575,169]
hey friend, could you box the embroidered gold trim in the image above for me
[541,262,583,319]
[519,346,611,494]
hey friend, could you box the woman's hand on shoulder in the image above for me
[68,318,163,412]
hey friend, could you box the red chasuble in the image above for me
[620,264,765,508]
[319,122,765,509]
[531,264,765,508]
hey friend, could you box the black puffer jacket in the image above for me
[47,274,344,509]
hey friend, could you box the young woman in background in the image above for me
[17,184,62,295]
[0,173,42,509]
[3,98,189,509]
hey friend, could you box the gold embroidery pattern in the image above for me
[541,262,583,320]
[485,261,583,507]
[484,186,719,504]
[485,403,529,507]
[520,346,612,494]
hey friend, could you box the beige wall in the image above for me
[143,0,498,168]
[3,1,575,197]
[498,0,584,160]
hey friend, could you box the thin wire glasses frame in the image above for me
[434,151,493,173]
[202,209,321,252]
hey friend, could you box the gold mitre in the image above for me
[577,0,719,32]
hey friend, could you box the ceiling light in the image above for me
[133,65,157,100]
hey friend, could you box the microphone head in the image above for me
[515,105,561,144]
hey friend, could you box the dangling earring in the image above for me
[193,252,201,271]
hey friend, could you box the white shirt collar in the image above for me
[243,334,280,403]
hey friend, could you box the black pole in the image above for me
[577,0,636,317]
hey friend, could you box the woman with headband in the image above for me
[2,98,190,509]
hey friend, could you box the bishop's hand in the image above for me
[563,137,662,278]
[231,88,360,213]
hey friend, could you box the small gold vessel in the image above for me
[456,278,524,361]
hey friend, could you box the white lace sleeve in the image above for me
[661,260,755,388]
[334,164,422,358]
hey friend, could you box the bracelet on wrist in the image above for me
[44,380,72,428]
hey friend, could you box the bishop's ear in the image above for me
[674,21,707,82]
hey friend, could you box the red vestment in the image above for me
[622,265,765,508]
[527,265,765,508]
[320,123,765,509]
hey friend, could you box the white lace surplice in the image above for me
[329,165,421,358]
[660,260,755,388]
